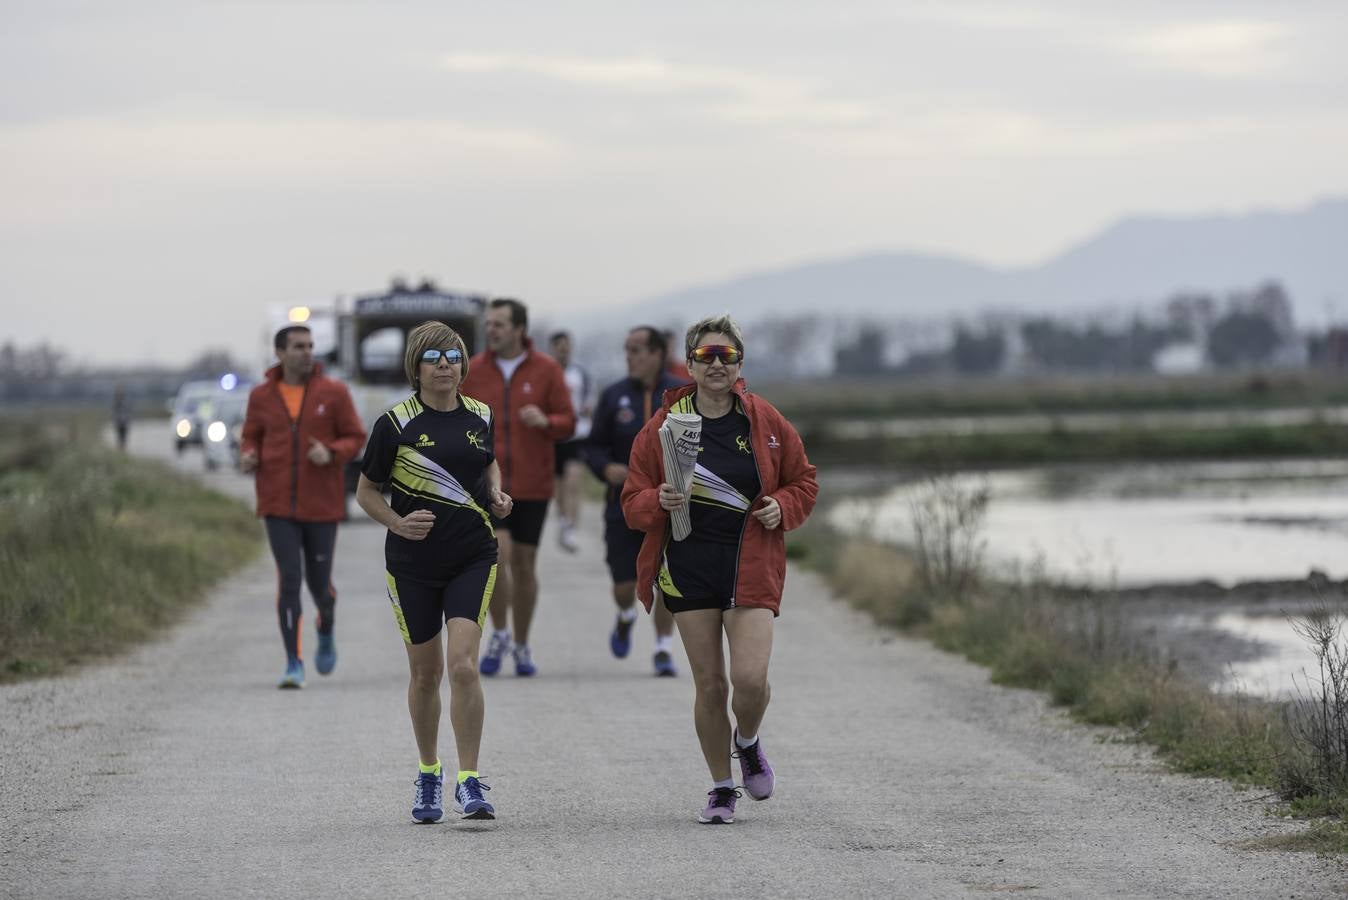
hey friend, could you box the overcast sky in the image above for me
[3,1,1345,367]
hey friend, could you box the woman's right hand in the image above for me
[657,482,685,512]
[392,509,435,540]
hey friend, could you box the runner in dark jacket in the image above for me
[584,326,689,677]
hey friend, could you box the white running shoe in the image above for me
[558,524,579,554]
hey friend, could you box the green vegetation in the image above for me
[0,415,263,681]
[761,371,1348,421]
[802,421,1348,468]
[793,478,1348,851]
[1246,821,1348,854]
[756,371,1348,467]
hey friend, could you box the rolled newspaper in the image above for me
[658,412,702,541]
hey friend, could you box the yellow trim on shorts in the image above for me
[657,563,683,598]
[477,564,497,629]
[385,571,412,644]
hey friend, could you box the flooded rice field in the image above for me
[830,458,1348,698]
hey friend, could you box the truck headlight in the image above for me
[176,418,193,438]
[206,421,228,443]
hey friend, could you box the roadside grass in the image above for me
[0,417,262,681]
[791,498,1348,852]
[1245,821,1348,854]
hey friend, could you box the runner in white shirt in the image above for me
[547,331,593,553]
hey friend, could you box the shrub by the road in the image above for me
[0,424,262,680]
[796,476,1348,850]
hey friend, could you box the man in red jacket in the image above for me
[461,298,576,677]
[240,324,366,689]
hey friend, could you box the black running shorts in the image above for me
[554,440,581,476]
[491,499,549,546]
[385,559,498,645]
[604,520,644,584]
[658,540,738,615]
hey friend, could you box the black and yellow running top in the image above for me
[670,392,762,544]
[362,393,497,578]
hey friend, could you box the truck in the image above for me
[336,280,488,492]
[261,279,488,492]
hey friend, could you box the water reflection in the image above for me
[831,459,1348,586]
[1212,611,1325,699]
[830,458,1348,699]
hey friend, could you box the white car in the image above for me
[201,390,251,471]
[169,380,225,453]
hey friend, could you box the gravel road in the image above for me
[1,422,1344,898]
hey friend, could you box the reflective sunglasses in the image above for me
[689,344,742,365]
[420,347,463,366]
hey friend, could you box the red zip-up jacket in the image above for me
[240,363,366,521]
[460,338,576,501]
[621,380,818,615]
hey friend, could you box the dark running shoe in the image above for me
[454,776,495,820]
[412,771,444,823]
[653,650,677,677]
[733,733,775,801]
[277,658,304,689]
[480,631,509,676]
[698,786,741,824]
[610,614,634,658]
[315,631,337,676]
[512,644,538,677]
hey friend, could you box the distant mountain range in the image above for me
[619,197,1348,326]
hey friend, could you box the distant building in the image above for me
[1152,342,1205,375]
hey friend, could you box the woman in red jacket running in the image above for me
[622,314,818,825]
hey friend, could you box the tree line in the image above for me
[834,281,1314,377]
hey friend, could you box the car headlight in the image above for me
[176,418,193,438]
[206,421,228,443]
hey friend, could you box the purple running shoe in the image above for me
[733,733,775,800]
[698,786,741,824]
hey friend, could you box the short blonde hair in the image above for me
[685,314,744,360]
[403,320,470,388]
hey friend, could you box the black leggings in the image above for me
[264,517,338,662]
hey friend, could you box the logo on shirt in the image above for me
[316,403,327,416]
[767,434,781,449]
[467,430,487,452]
[415,433,436,448]
[736,435,751,454]
[522,382,533,395]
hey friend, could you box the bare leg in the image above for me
[444,618,485,771]
[510,543,540,645]
[652,592,675,639]
[559,459,582,527]
[673,609,732,782]
[613,580,637,611]
[723,608,774,739]
[488,530,514,633]
[405,635,445,766]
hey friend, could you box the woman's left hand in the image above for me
[490,488,513,518]
[751,496,782,530]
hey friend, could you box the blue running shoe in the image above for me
[610,613,634,658]
[278,658,304,689]
[480,631,509,676]
[315,632,337,676]
[653,650,678,677]
[512,644,537,677]
[412,771,444,823]
[454,776,495,820]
